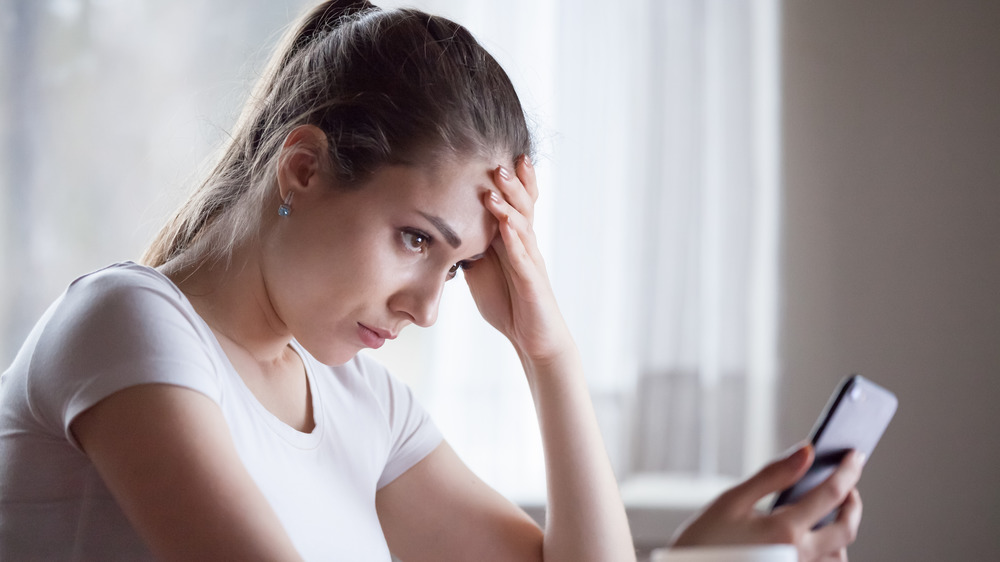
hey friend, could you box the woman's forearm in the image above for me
[521,345,637,562]
[469,156,634,559]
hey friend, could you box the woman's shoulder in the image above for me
[44,261,196,330]
[6,262,225,438]
[32,260,211,356]
[65,261,183,301]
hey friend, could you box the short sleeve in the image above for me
[352,354,443,490]
[26,264,223,450]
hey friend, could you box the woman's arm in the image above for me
[469,156,637,561]
[377,156,635,561]
[72,384,303,561]
[518,343,638,561]
[375,441,545,561]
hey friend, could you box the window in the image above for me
[370,0,784,511]
[0,0,781,520]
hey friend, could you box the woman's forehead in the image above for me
[380,158,496,204]
[367,160,499,247]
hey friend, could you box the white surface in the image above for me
[651,544,796,562]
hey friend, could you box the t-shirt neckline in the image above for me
[127,261,326,449]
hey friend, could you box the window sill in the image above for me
[519,474,736,553]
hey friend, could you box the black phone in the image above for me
[771,374,898,527]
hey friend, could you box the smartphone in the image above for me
[771,374,898,527]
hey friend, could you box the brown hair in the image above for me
[142,0,533,268]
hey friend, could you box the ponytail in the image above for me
[273,0,374,83]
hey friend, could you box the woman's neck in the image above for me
[160,247,313,433]
[161,245,293,366]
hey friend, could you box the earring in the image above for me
[278,192,294,217]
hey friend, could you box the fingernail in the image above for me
[522,154,533,168]
[489,190,501,203]
[783,440,811,458]
[497,166,510,180]
[795,443,813,460]
[856,451,868,466]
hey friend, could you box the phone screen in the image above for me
[771,375,898,527]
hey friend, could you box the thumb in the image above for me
[721,443,814,512]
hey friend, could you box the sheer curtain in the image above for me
[1,0,780,505]
[371,0,782,502]
[629,0,782,482]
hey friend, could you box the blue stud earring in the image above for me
[278,192,293,217]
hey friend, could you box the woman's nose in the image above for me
[390,276,445,328]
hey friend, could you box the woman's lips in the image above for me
[357,323,388,349]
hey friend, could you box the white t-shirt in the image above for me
[0,262,443,560]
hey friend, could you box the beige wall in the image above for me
[780,0,1000,560]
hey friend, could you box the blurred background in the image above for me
[1,0,998,559]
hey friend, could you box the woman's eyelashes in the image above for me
[446,261,472,281]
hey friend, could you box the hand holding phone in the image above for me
[771,374,898,528]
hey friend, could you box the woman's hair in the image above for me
[142,0,533,268]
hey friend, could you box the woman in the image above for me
[0,1,863,560]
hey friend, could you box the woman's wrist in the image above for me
[514,331,579,380]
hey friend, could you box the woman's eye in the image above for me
[446,261,471,281]
[401,230,430,253]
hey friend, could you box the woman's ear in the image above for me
[276,124,330,200]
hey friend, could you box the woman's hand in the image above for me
[671,445,864,562]
[461,157,636,560]
[463,156,573,364]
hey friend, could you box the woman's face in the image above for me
[263,157,499,366]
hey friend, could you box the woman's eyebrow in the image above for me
[418,212,462,248]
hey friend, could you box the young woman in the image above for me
[0,2,864,560]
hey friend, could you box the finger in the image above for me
[487,227,516,285]
[809,541,851,562]
[481,191,551,307]
[821,549,849,562]
[515,154,539,203]
[790,450,864,528]
[810,488,862,553]
[717,444,814,513]
[463,245,511,308]
[480,195,524,290]
[838,488,862,539]
[497,216,532,279]
[484,191,542,264]
[494,165,534,225]
[475,220,529,305]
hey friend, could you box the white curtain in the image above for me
[0,0,780,505]
[372,0,782,501]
